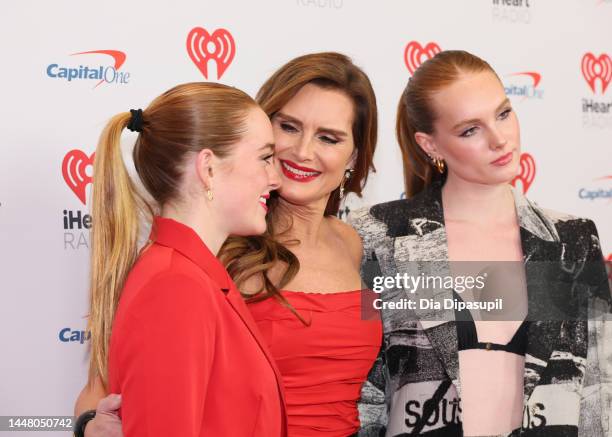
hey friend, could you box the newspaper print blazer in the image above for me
[350,181,612,437]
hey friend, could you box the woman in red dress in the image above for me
[77,82,285,437]
[75,53,382,437]
[233,53,382,436]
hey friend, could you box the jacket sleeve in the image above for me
[357,344,389,437]
[114,273,217,437]
[578,220,612,437]
[349,207,389,436]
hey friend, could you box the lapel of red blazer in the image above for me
[151,217,287,434]
[223,284,288,405]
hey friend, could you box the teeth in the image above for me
[282,161,319,177]
[259,196,267,204]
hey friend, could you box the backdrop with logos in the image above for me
[1,1,611,433]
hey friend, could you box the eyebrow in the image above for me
[258,142,275,152]
[275,111,349,139]
[451,97,511,131]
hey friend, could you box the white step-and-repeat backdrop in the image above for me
[1,1,611,434]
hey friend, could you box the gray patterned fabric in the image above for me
[350,182,612,437]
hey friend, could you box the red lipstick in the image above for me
[280,159,321,182]
[259,194,270,212]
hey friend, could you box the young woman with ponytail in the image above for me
[75,52,382,437]
[354,50,611,436]
[75,82,285,437]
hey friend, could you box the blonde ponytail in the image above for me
[85,82,258,390]
[87,112,142,390]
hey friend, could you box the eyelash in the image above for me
[459,108,513,138]
[460,127,477,138]
[262,153,274,164]
[499,108,512,119]
[279,122,340,145]
[280,122,297,133]
[320,136,339,145]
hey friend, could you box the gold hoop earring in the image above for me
[206,189,214,201]
[339,168,354,200]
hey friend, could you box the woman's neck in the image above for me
[160,203,228,256]
[441,173,517,225]
[274,196,329,247]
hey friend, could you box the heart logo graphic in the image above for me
[581,53,612,94]
[187,27,236,79]
[404,41,442,75]
[511,153,536,194]
[62,150,95,205]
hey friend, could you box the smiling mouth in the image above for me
[280,159,321,182]
[259,194,269,211]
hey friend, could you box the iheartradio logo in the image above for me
[62,150,94,205]
[511,153,536,194]
[404,41,441,75]
[187,27,236,79]
[581,53,612,94]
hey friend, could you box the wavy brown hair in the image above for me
[219,52,378,321]
[397,50,498,197]
[88,82,257,390]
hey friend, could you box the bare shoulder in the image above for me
[327,215,363,268]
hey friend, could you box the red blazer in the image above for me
[108,217,287,437]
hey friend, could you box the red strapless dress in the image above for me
[248,290,382,437]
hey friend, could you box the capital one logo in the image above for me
[46,50,129,88]
[511,153,536,194]
[581,53,612,94]
[509,72,541,87]
[578,175,612,201]
[505,71,544,100]
[62,150,94,205]
[404,41,442,75]
[59,327,91,344]
[187,27,235,79]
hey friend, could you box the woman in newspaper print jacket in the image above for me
[351,51,612,436]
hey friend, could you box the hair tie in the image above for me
[127,108,143,132]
